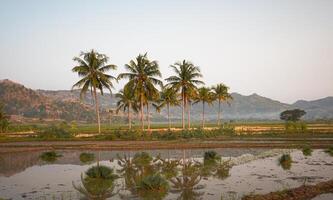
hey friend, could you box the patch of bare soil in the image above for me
[242,179,333,200]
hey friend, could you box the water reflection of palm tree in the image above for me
[117,152,169,200]
[170,160,204,200]
[73,165,119,200]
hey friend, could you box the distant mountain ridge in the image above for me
[1,79,332,121]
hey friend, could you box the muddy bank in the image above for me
[242,179,333,200]
[0,139,333,153]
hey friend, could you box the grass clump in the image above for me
[85,165,118,180]
[302,145,313,156]
[204,150,221,161]
[137,173,169,200]
[133,152,153,166]
[79,152,95,164]
[40,151,62,163]
[279,154,292,170]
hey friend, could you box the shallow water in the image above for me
[0,148,332,200]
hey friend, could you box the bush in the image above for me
[279,154,292,170]
[38,124,72,139]
[133,152,153,166]
[40,151,62,163]
[204,150,221,161]
[137,174,169,199]
[302,145,313,156]
[285,121,307,133]
[85,165,117,180]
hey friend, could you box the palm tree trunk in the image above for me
[128,103,131,129]
[182,91,185,130]
[202,101,205,129]
[167,103,171,130]
[93,86,101,134]
[140,93,145,130]
[218,99,221,126]
[147,103,150,131]
[188,100,191,129]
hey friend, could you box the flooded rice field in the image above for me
[0,148,332,199]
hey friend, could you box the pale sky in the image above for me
[0,0,332,104]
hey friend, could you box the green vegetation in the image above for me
[0,103,9,133]
[80,153,95,164]
[73,165,118,199]
[118,53,163,131]
[137,174,169,200]
[212,83,233,126]
[37,124,72,139]
[302,145,313,156]
[193,87,215,128]
[72,49,117,134]
[165,60,204,129]
[40,151,62,163]
[279,154,292,170]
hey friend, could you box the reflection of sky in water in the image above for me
[0,149,332,199]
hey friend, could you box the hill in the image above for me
[1,79,332,122]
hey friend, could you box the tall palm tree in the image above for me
[193,87,214,128]
[154,86,180,130]
[72,50,117,134]
[116,86,138,129]
[118,53,163,130]
[212,83,232,126]
[165,60,204,129]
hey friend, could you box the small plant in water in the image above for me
[40,151,62,163]
[133,152,153,166]
[325,146,333,156]
[204,150,221,161]
[302,145,313,156]
[279,154,292,170]
[79,152,95,164]
[137,173,169,200]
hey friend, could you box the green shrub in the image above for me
[85,165,118,180]
[137,173,169,199]
[285,121,307,133]
[38,124,72,139]
[40,151,62,163]
[133,152,153,166]
[204,150,221,161]
[302,145,313,156]
[279,154,292,170]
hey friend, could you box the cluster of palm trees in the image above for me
[72,50,232,133]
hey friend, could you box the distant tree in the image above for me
[212,83,232,126]
[118,53,162,130]
[165,60,204,129]
[116,85,138,129]
[280,109,306,122]
[72,50,117,134]
[154,86,180,130]
[0,103,10,133]
[193,87,214,128]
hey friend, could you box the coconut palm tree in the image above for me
[116,86,138,129]
[212,83,232,126]
[118,53,163,130]
[154,86,180,130]
[193,87,214,128]
[72,50,117,134]
[165,60,204,129]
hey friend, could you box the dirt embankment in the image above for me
[242,179,333,200]
[0,139,333,153]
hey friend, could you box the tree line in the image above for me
[72,50,232,133]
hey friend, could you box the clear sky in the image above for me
[0,0,332,103]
